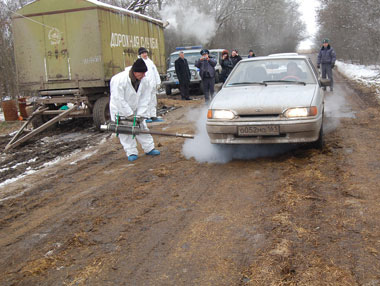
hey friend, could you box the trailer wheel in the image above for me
[165,85,172,95]
[31,114,45,129]
[31,104,57,130]
[93,96,110,130]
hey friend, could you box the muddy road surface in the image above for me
[1,73,380,286]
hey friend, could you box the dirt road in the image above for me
[1,72,380,286]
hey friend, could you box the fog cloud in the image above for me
[160,3,217,45]
[182,107,295,163]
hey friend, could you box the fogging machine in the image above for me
[100,116,194,139]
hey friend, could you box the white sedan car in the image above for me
[206,54,330,149]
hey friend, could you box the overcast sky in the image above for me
[297,0,320,50]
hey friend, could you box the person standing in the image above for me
[317,38,336,91]
[109,58,160,162]
[138,47,163,122]
[230,49,242,68]
[248,49,256,58]
[195,49,217,103]
[220,50,233,83]
[175,51,191,100]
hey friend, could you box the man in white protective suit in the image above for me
[109,58,161,162]
[137,47,163,123]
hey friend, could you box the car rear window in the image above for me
[169,52,201,66]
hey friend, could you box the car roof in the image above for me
[170,49,201,56]
[268,53,299,57]
[240,54,309,62]
[170,48,225,56]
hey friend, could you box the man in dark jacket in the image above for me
[220,49,233,83]
[230,49,242,68]
[175,51,191,100]
[248,49,256,58]
[317,38,336,91]
[195,49,217,103]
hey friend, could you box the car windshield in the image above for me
[225,59,316,86]
[169,52,200,67]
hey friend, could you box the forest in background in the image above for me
[2,0,379,99]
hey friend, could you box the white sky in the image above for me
[297,0,320,50]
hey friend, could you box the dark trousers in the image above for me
[179,80,190,99]
[202,77,215,103]
[321,63,334,88]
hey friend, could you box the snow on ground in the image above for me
[336,60,380,94]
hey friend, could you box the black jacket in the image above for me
[230,55,242,68]
[220,58,233,82]
[195,57,217,79]
[175,57,191,83]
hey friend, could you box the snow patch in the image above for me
[336,61,380,89]
[69,150,98,165]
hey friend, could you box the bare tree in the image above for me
[316,0,380,64]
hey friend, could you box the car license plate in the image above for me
[175,81,179,84]
[238,125,280,136]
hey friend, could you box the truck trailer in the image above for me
[12,0,166,129]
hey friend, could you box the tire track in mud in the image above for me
[2,89,380,285]
[241,72,380,285]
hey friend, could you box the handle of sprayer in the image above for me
[116,113,120,137]
[132,115,137,139]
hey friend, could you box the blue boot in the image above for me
[151,117,164,122]
[128,154,138,162]
[146,149,160,156]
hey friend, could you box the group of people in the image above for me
[110,39,336,162]
[174,48,256,104]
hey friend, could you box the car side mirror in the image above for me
[319,78,331,87]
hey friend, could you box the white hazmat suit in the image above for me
[141,57,161,118]
[109,66,155,156]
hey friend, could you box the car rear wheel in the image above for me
[165,85,172,95]
[199,82,204,95]
[215,71,220,83]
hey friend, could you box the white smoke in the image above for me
[160,3,217,45]
[324,89,356,133]
[182,107,295,163]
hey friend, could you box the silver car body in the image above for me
[206,54,325,144]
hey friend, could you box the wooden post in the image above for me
[4,104,78,151]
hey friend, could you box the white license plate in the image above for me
[238,125,280,136]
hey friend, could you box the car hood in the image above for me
[211,84,318,115]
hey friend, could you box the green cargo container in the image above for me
[12,0,166,128]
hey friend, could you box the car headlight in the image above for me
[284,106,318,118]
[166,72,171,79]
[191,70,196,77]
[207,109,236,119]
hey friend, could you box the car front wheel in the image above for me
[311,124,323,150]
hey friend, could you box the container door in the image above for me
[43,14,70,81]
